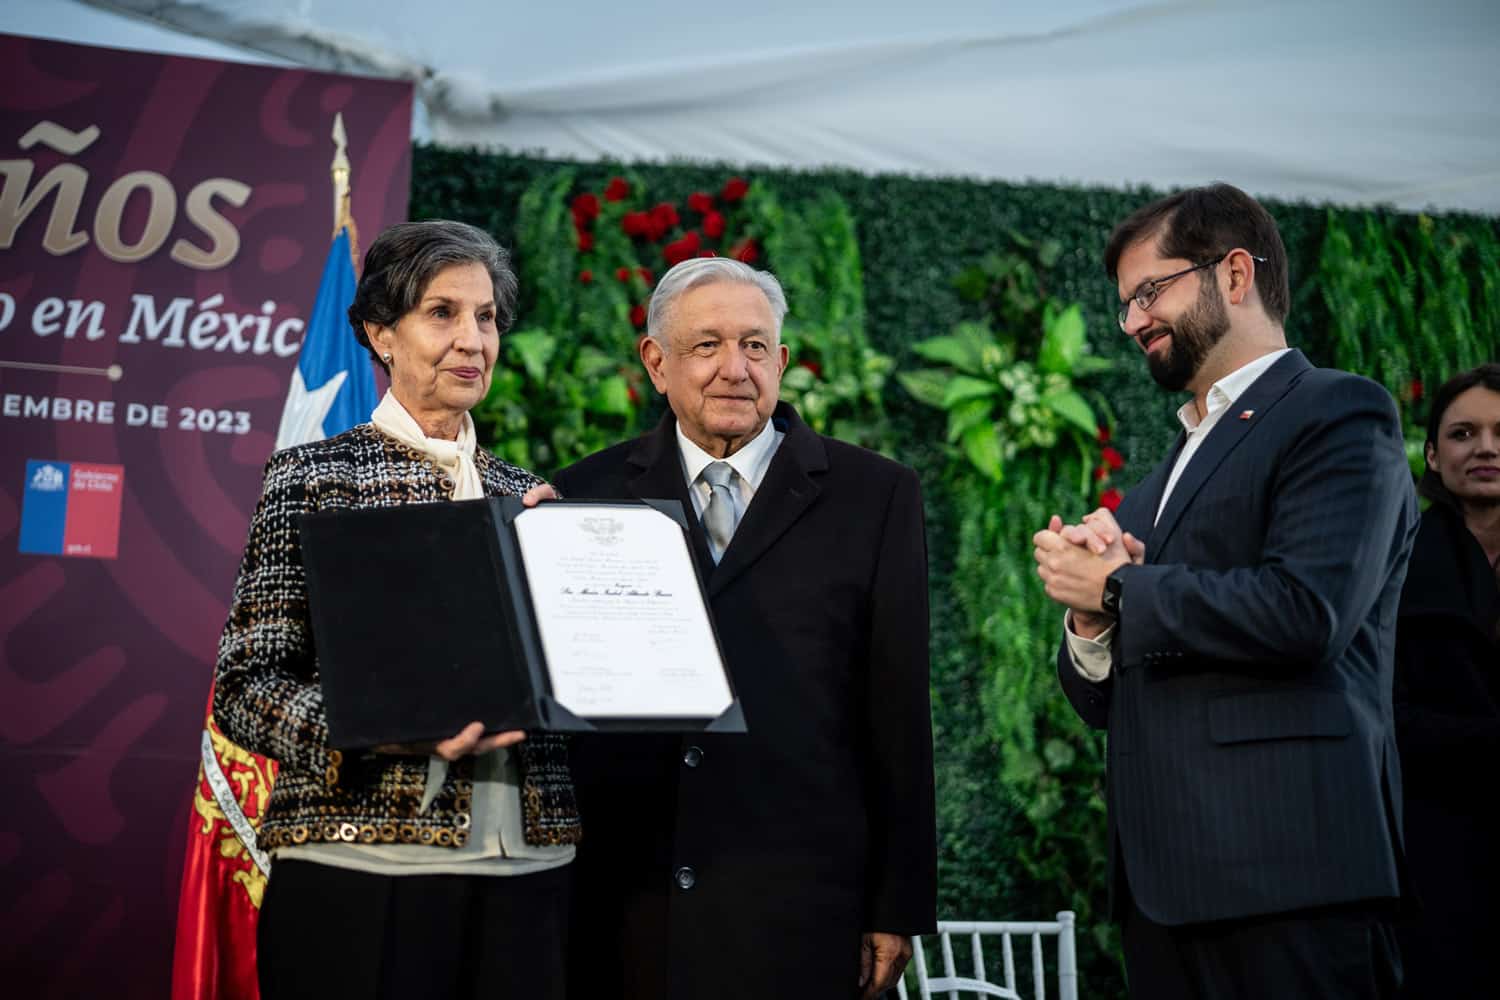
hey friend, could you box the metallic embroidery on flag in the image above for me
[196,718,276,906]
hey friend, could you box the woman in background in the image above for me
[214,220,579,999]
[1394,362,1500,998]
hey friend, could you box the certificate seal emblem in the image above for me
[579,515,625,545]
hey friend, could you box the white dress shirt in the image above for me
[1065,349,1292,680]
[676,418,784,558]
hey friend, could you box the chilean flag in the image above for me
[273,227,376,448]
[172,225,373,1000]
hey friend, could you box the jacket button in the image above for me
[674,866,696,890]
[682,746,703,768]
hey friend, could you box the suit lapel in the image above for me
[1120,437,1181,548]
[626,413,716,576]
[708,403,825,598]
[1149,350,1311,556]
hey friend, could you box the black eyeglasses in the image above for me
[1116,252,1266,331]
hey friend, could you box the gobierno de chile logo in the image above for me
[30,463,65,492]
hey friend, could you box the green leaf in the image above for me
[896,369,954,409]
[911,334,981,372]
[588,375,633,416]
[504,328,556,383]
[960,423,1005,482]
[946,397,994,443]
[1071,355,1114,377]
[1004,748,1043,784]
[951,265,991,302]
[782,365,817,392]
[941,374,999,408]
[1038,303,1086,374]
[1042,386,1097,436]
[573,347,619,379]
[1042,738,1077,770]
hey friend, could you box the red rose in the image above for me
[730,238,759,263]
[800,360,823,378]
[571,192,600,224]
[1093,464,1108,482]
[604,177,631,202]
[698,250,717,258]
[721,177,749,202]
[576,231,594,252]
[651,202,680,230]
[627,384,640,404]
[702,210,725,238]
[637,266,653,284]
[615,267,632,283]
[622,211,651,237]
[1410,379,1423,402]
[644,213,670,242]
[629,304,647,328]
[1102,446,1125,471]
[687,191,714,213]
[1099,488,1124,512]
[1096,424,1111,443]
[579,270,593,285]
[662,230,704,266]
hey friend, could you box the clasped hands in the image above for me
[1033,507,1144,637]
[374,482,559,759]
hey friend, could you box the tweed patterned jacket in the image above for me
[213,423,581,852]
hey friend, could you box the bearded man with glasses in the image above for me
[1033,183,1417,998]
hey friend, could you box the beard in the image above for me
[1143,279,1231,391]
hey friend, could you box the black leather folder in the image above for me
[299,497,745,749]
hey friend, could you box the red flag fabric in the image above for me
[170,696,277,1000]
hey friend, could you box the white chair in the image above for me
[896,912,1078,1000]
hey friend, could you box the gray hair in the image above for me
[646,257,788,343]
[349,220,519,374]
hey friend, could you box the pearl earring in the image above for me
[382,353,391,362]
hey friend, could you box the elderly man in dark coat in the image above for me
[557,258,937,999]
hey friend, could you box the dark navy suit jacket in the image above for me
[1059,350,1419,926]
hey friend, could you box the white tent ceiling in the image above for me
[8,0,1500,215]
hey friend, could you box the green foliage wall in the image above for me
[410,146,1499,997]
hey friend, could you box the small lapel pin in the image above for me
[1239,409,1255,420]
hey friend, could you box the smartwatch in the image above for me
[1100,567,1125,618]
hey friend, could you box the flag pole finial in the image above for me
[330,112,359,266]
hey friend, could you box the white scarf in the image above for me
[369,389,484,810]
[370,390,484,501]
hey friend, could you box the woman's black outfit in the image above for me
[1394,503,1500,998]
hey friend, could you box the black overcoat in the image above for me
[555,402,937,999]
[1393,503,1500,996]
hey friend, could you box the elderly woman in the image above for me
[1394,363,1500,998]
[213,220,579,999]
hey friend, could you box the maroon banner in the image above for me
[0,34,411,997]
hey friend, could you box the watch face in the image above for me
[1102,573,1123,616]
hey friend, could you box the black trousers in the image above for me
[258,859,570,1000]
[1122,894,1402,999]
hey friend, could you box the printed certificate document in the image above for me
[513,503,732,719]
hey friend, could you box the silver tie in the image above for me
[701,461,737,561]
